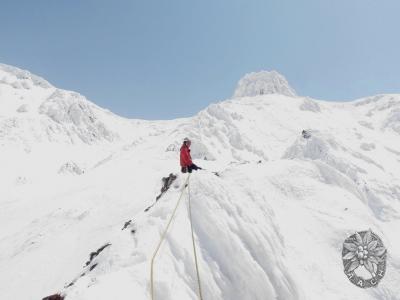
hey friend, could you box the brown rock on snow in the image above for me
[42,294,64,300]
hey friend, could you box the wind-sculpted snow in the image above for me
[58,161,85,175]
[299,97,321,112]
[0,64,140,147]
[384,108,400,134]
[282,131,400,223]
[283,131,365,181]
[0,63,52,89]
[191,102,270,162]
[39,89,118,144]
[353,94,400,135]
[233,70,297,98]
[1,64,400,300]
[56,160,400,300]
[63,172,302,300]
[16,103,30,113]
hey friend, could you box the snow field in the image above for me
[1,64,400,299]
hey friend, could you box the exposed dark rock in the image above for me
[89,263,98,271]
[42,294,64,300]
[156,173,177,201]
[65,271,86,288]
[145,173,178,212]
[85,243,111,266]
[302,130,311,139]
[122,219,132,230]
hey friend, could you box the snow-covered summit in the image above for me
[0,63,52,89]
[0,64,137,146]
[233,70,297,98]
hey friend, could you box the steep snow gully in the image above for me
[0,64,400,300]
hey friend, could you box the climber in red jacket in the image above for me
[180,137,202,173]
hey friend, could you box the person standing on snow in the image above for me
[180,137,202,173]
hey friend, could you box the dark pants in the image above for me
[181,164,200,173]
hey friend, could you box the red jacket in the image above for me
[180,144,192,167]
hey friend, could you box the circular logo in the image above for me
[342,230,387,288]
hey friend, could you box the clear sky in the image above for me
[1,0,400,119]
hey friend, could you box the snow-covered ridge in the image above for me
[1,64,400,300]
[0,64,134,145]
[0,63,52,89]
[233,70,297,98]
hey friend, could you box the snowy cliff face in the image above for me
[233,70,297,98]
[1,65,400,300]
[38,89,118,144]
[0,64,126,146]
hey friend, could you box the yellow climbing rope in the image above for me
[187,178,204,300]
[150,173,204,300]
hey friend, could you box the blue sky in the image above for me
[1,0,400,119]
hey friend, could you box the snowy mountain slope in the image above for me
[0,63,191,191]
[0,66,399,300]
[0,63,122,145]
